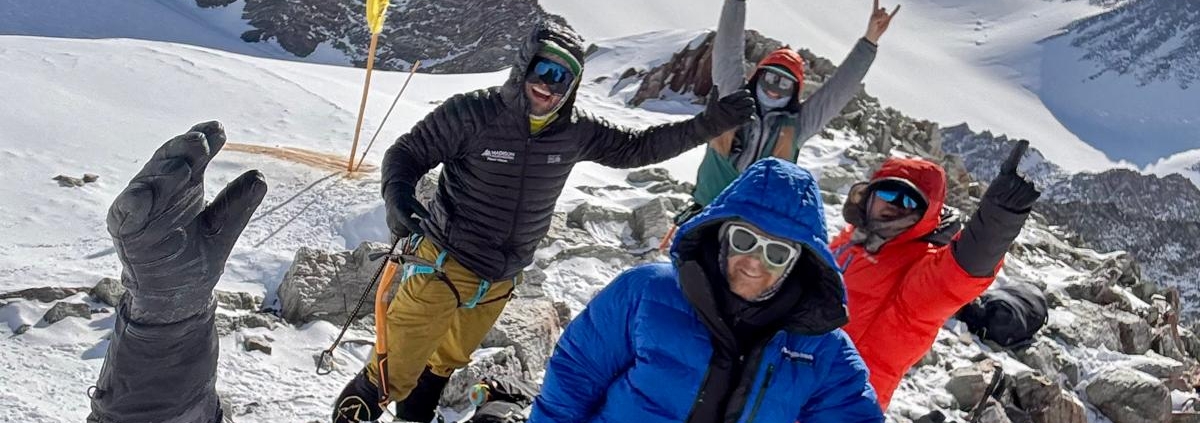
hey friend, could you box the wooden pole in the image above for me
[348,32,381,172]
[354,60,421,173]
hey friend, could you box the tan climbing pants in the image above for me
[365,237,515,402]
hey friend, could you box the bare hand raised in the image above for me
[865,0,901,44]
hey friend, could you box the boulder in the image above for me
[243,335,273,355]
[1127,352,1185,381]
[215,291,262,311]
[973,398,1014,423]
[53,174,84,187]
[14,324,31,335]
[481,298,561,373]
[1084,368,1170,423]
[277,242,390,324]
[567,203,632,228]
[82,173,100,183]
[626,168,673,185]
[632,197,677,247]
[1,287,90,303]
[945,360,998,411]
[42,302,91,324]
[441,347,523,412]
[216,313,279,337]
[1114,311,1153,355]
[1014,338,1082,387]
[1012,371,1086,423]
[89,277,125,308]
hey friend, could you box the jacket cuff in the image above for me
[859,37,879,51]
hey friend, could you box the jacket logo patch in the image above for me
[547,154,561,164]
[782,347,814,364]
[481,149,516,163]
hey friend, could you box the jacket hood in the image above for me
[671,158,849,335]
[748,48,806,113]
[866,157,948,245]
[500,21,587,122]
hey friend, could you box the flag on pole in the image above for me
[366,0,390,34]
[349,0,391,171]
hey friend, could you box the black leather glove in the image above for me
[107,121,267,325]
[699,88,756,134]
[983,140,1041,212]
[953,141,1040,277]
[385,184,431,237]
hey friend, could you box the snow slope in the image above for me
[0,0,350,65]
[542,0,1123,172]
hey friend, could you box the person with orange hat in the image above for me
[684,0,900,215]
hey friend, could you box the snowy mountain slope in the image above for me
[541,0,1122,172]
[1038,0,1200,167]
[0,0,350,65]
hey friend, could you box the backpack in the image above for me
[466,376,539,423]
[956,282,1048,349]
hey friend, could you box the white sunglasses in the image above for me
[726,224,799,268]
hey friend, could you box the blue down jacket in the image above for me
[531,158,882,423]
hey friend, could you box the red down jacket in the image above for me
[831,158,999,410]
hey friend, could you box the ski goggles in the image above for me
[726,223,799,268]
[875,189,922,210]
[525,57,575,95]
[759,68,797,95]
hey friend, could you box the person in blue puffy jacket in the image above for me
[530,158,883,423]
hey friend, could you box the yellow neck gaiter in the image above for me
[530,113,558,134]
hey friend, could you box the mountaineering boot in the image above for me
[394,367,451,423]
[332,371,385,423]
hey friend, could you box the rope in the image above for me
[354,61,423,173]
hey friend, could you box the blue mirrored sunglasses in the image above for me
[875,189,921,209]
[526,57,575,95]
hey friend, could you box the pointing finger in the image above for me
[1001,140,1029,175]
[874,0,880,14]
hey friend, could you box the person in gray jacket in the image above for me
[88,121,267,423]
[332,20,757,423]
[685,0,900,215]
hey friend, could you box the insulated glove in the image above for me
[107,121,267,325]
[699,88,756,134]
[983,140,1041,212]
[953,140,1040,277]
[385,184,431,237]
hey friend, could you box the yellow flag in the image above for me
[365,0,390,34]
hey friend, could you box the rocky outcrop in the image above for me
[1084,368,1171,423]
[276,241,389,324]
[480,298,563,375]
[1012,371,1087,423]
[42,302,91,324]
[233,0,571,73]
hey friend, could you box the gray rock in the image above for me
[1114,311,1153,355]
[632,197,677,247]
[42,302,91,324]
[1128,352,1185,381]
[1,286,90,303]
[215,291,262,311]
[14,324,31,335]
[917,348,940,368]
[216,313,279,337]
[515,268,547,299]
[973,398,1013,423]
[1015,338,1082,387]
[53,174,84,187]
[1046,302,1126,352]
[626,168,673,185]
[90,277,125,308]
[566,203,631,229]
[945,360,997,411]
[277,242,390,324]
[481,298,561,373]
[1012,371,1086,423]
[1084,368,1170,423]
[1181,327,1200,361]
[82,173,100,183]
[243,335,272,355]
[441,347,523,412]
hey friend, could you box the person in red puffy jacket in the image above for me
[831,141,1041,409]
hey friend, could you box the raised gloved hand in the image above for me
[699,88,756,134]
[385,184,431,237]
[107,121,267,325]
[983,140,1042,212]
[953,140,1041,277]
